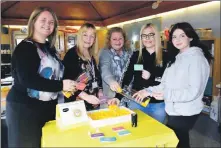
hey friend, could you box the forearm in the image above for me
[78,91,89,101]
[18,74,63,92]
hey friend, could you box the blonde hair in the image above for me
[26,7,58,48]
[105,27,128,50]
[76,23,98,61]
[138,23,162,66]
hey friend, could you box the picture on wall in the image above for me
[55,31,65,53]
[66,33,77,50]
[12,31,28,51]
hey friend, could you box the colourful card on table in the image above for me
[112,126,125,132]
[100,137,116,142]
[90,133,105,138]
[118,130,131,136]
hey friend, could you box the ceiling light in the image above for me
[152,0,163,9]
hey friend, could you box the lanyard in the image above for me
[88,59,96,82]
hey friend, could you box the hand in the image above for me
[62,80,76,92]
[152,92,164,100]
[107,98,120,106]
[109,81,122,93]
[132,89,151,103]
[85,94,100,105]
[142,70,151,80]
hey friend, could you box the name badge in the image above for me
[155,77,162,82]
[134,64,143,71]
[92,81,98,89]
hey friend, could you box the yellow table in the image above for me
[42,110,178,147]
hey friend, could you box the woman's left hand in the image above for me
[142,70,151,80]
[152,92,164,100]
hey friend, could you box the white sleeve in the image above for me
[145,67,168,93]
[164,57,210,103]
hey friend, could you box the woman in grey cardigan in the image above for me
[99,27,131,105]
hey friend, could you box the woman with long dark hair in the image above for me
[133,22,213,148]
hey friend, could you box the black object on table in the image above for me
[131,113,137,127]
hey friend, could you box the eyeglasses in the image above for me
[141,33,155,40]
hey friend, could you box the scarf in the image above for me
[110,48,131,84]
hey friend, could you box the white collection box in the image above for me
[56,100,89,129]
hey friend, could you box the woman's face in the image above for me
[172,29,192,51]
[34,11,55,38]
[82,28,96,49]
[110,32,124,51]
[141,27,156,49]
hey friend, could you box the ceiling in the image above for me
[1,1,207,26]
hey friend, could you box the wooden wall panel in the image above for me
[95,28,108,63]
[213,38,221,96]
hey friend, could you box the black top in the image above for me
[122,48,168,103]
[63,46,102,111]
[7,40,63,105]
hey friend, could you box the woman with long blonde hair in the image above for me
[63,23,102,111]
[120,23,168,123]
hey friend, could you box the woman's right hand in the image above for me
[107,98,120,106]
[109,81,122,93]
[62,80,76,92]
[132,89,151,102]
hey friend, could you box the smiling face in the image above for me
[141,27,156,50]
[110,32,124,51]
[172,29,192,52]
[34,11,55,39]
[82,28,96,49]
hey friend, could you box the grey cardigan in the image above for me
[99,48,131,98]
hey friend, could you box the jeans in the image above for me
[144,102,166,123]
[126,100,166,123]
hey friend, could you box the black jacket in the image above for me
[7,40,63,105]
[122,48,168,103]
[63,46,102,110]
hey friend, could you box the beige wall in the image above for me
[97,28,108,51]
[161,1,220,37]
[94,28,108,63]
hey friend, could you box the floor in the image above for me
[190,113,220,147]
[190,130,220,147]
